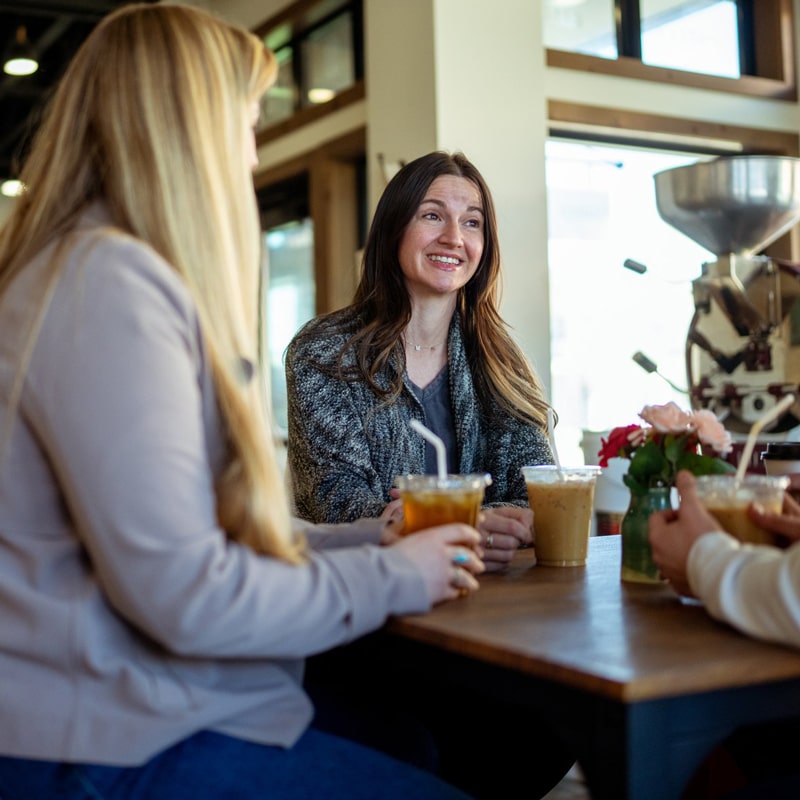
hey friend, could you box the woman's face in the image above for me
[397,175,484,301]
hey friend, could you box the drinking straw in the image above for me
[547,407,564,476]
[410,419,447,480]
[735,394,796,483]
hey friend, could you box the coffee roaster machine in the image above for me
[652,156,800,466]
[587,156,800,533]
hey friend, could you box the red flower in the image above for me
[598,425,641,467]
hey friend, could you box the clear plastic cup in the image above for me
[522,465,601,566]
[394,473,491,535]
[694,474,790,545]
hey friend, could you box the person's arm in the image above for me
[650,471,800,648]
[295,516,385,549]
[28,235,433,660]
[688,534,800,649]
[285,333,397,522]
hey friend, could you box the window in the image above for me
[258,0,362,130]
[262,220,315,436]
[544,0,793,97]
[258,174,315,437]
[546,138,722,465]
[543,0,617,58]
[545,0,742,74]
[640,0,741,77]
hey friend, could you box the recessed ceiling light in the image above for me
[307,87,335,104]
[3,26,38,76]
[1,179,25,197]
[3,57,38,76]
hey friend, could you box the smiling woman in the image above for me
[285,150,555,543]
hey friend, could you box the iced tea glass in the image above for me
[394,474,491,535]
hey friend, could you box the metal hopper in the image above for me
[654,155,800,256]
[652,156,800,435]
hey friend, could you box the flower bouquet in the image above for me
[598,402,735,583]
[598,402,735,495]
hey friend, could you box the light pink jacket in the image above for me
[0,205,429,765]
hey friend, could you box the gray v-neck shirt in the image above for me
[409,365,457,474]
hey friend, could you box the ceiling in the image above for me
[0,0,159,181]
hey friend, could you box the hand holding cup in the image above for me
[392,523,485,603]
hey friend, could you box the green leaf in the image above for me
[662,433,689,465]
[623,473,649,495]
[676,451,735,476]
[628,440,668,481]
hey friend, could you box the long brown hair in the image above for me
[0,3,303,562]
[301,150,550,429]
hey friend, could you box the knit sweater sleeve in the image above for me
[285,323,392,523]
[688,532,800,648]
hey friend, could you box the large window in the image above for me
[544,0,793,97]
[544,0,742,77]
[546,139,720,465]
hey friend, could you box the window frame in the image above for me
[547,0,796,101]
[254,0,364,140]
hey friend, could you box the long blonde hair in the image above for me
[0,3,303,563]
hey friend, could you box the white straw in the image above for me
[735,394,796,483]
[547,408,564,475]
[410,419,448,480]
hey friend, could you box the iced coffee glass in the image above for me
[394,473,492,535]
[522,465,601,566]
[694,474,790,546]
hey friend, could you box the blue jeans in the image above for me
[0,729,473,800]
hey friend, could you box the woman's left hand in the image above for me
[478,506,533,571]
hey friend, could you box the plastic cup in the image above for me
[522,465,602,566]
[760,443,800,503]
[694,474,790,546]
[395,473,491,535]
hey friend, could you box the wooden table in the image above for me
[383,536,800,799]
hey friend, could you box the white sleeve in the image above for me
[688,532,800,648]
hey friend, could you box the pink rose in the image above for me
[639,402,692,434]
[691,409,732,455]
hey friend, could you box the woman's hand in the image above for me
[477,506,533,571]
[747,487,800,547]
[379,494,405,543]
[649,470,724,597]
[392,523,485,604]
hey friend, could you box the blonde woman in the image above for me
[0,5,482,799]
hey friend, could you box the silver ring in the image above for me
[486,533,494,549]
[452,550,470,565]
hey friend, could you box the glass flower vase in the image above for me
[620,486,671,584]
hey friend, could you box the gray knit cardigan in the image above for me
[285,308,554,523]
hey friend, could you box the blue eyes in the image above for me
[421,212,481,229]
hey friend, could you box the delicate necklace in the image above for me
[403,335,444,351]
